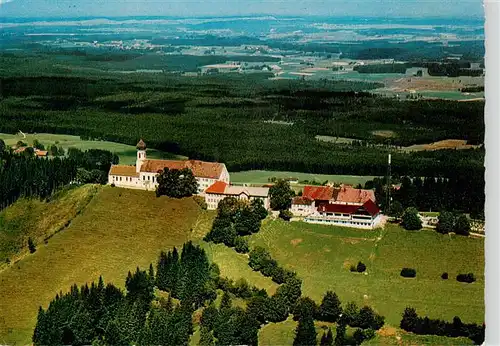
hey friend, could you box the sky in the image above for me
[0,0,484,19]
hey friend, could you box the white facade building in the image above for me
[204,181,270,210]
[289,185,382,230]
[108,139,230,193]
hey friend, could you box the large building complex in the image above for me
[290,185,382,229]
[108,140,230,194]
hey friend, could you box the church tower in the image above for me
[136,139,147,173]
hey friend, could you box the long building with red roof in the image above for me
[204,181,270,210]
[291,184,382,229]
[108,140,230,194]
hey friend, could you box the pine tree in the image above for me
[334,323,346,346]
[169,247,180,296]
[320,328,333,346]
[201,303,219,330]
[199,326,215,346]
[32,306,46,345]
[220,291,232,311]
[318,291,342,322]
[400,307,419,332]
[293,297,318,321]
[343,301,359,326]
[293,314,317,346]
[148,263,155,287]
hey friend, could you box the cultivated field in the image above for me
[229,170,375,186]
[0,186,203,344]
[401,139,481,152]
[0,133,186,165]
[248,220,484,327]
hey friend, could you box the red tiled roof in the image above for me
[292,196,314,205]
[317,200,380,216]
[14,147,27,153]
[35,150,48,157]
[140,159,224,179]
[205,181,228,194]
[362,199,380,216]
[303,186,334,201]
[109,165,139,177]
[335,186,376,204]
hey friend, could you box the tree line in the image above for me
[368,173,485,217]
[204,197,267,253]
[0,143,118,211]
[353,64,408,74]
[400,307,485,345]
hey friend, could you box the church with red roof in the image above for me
[108,139,230,194]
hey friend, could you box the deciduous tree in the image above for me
[269,179,295,211]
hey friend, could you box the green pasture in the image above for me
[0,186,203,344]
[0,132,186,165]
[229,170,376,186]
[248,220,484,327]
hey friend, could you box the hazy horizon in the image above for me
[0,0,484,19]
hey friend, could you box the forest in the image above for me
[0,144,118,211]
[353,64,408,74]
[0,73,485,181]
[32,240,394,345]
[368,173,485,218]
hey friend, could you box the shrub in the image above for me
[28,237,36,254]
[234,236,249,254]
[363,328,376,340]
[456,273,476,283]
[441,272,448,280]
[436,211,455,234]
[455,214,471,236]
[279,210,293,221]
[356,262,366,273]
[111,183,115,187]
[401,207,422,230]
[355,306,385,330]
[350,265,356,272]
[400,268,416,278]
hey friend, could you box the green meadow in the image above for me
[0,132,186,165]
[246,220,484,327]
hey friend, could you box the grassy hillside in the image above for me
[0,187,484,345]
[0,132,186,165]
[0,184,98,268]
[0,186,203,345]
[248,220,484,327]
[202,242,279,295]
